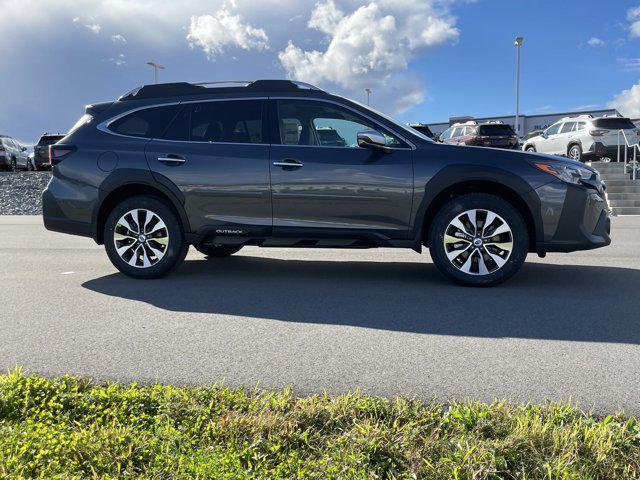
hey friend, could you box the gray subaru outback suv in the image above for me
[43,80,610,286]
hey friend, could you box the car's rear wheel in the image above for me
[104,195,188,279]
[525,146,536,153]
[10,158,17,172]
[568,144,582,162]
[428,193,529,287]
[195,244,243,258]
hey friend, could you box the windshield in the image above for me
[341,97,435,143]
[593,118,636,130]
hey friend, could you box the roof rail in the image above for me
[119,79,324,101]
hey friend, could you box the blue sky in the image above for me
[2,0,640,145]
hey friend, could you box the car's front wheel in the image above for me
[104,195,188,279]
[428,193,529,287]
[525,146,536,153]
[195,244,243,258]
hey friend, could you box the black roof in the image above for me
[120,80,325,101]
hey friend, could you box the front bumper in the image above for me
[535,181,611,253]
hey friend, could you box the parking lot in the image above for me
[1,215,639,414]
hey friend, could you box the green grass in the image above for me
[1,369,639,479]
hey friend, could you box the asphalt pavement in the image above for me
[1,215,639,414]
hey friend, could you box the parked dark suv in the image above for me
[33,133,65,170]
[439,121,519,149]
[43,80,611,286]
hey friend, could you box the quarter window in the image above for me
[109,105,180,138]
[276,100,404,148]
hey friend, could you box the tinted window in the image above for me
[546,124,561,136]
[37,135,64,146]
[559,122,576,134]
[109,105,180,138]
[593,118,636,130]
[478,124,515,136]
[277,100,404,148]
[165,100,264,143]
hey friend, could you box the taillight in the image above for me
[589,129,608,137]
[49,145,76,166]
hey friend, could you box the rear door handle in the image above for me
[158,154,186,165]
[273,159,303,168]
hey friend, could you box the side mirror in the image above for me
[357,130,388,151]
[21,146,27,152]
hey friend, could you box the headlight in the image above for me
[533,162,594,185]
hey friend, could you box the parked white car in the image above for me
[0,135,29,171]
[522,115,640,162]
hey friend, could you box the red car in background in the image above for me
[438,121,519,149]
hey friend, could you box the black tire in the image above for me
[26,160,34,171]
[568,144,582,162]
[104,195,188,279]
[10,158,17,172]
[428,193,529,287]
[195,244,243,258]
[525,146,536,153]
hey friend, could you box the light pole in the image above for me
[365,88,372,106]
[146,61,165,84]
[514,36,524,137]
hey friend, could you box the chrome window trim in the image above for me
[95,95,415,150]
[271,96,416,150]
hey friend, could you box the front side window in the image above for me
[440,128,452,140]
[163,100,264,143]
[109,105,180,138]
[560,122,576,134]
[276,100,405,148]
[546,123,561,136]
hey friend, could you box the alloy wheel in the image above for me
[443,209,513,276]
[113,209,169,268]
[569,146,581,160]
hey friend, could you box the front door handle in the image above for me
[273,159,303,168]
[158,154,186,165]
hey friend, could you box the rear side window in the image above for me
[478,124,515,136]
[576,122,587,131]
[592,118,636,130]
[164,100,264,143]
[109,105,180,138]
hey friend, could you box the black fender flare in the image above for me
[411,164,544,244]
[91,168,191,242]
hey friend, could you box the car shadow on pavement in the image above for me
[82,256,640,344]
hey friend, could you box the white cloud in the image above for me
[278,0,459,113]
[628,6,640,38]
[111,34,127,43]
[587,37,605,47]
[72,17,101,34]
[187,9,268,57]
[108,53,126,66]
[608,81,640,117]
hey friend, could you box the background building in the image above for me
[426,108,621,138]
